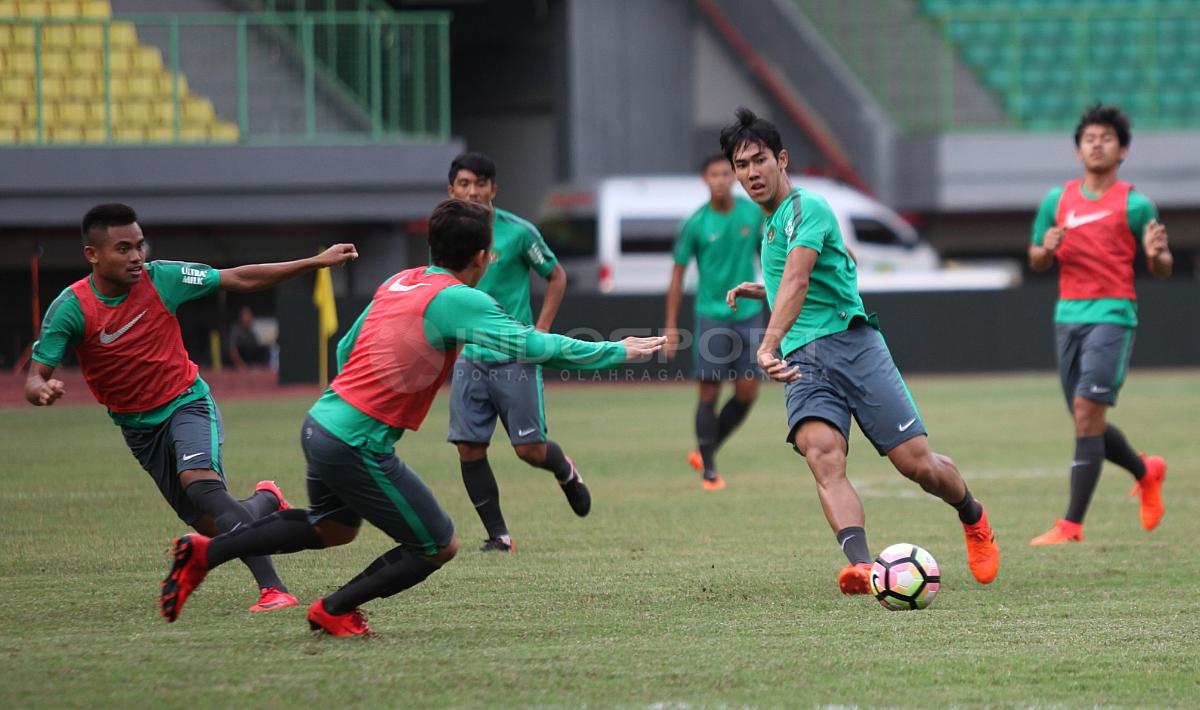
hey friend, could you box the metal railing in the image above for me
[0,8,450,146]
[795,1,1200,133]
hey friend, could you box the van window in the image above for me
[539,216,598,258]
[620,218,679,254]
[851,218,908,247]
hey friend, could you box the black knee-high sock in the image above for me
[185,479,287,590]
[695,400,719,474]
[1065,435,1105,524]
[534,440,573,483]
[206,508,325,568]
[238,490,279,519]
[952,486,983,525]
[715,397,752,449]
[323,546,440,615]
[836,526,872,566]
[461,457,507,539]
[1103,424,1146,480]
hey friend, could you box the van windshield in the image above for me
[620,218,678,254]
[538,216,598,258]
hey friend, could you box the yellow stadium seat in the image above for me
[0,26,12,45]
[0,3,17,20]
[22,101,45,122]
[112,125,142,142]
[73,23,101,47]
[5,49,36,74]
[40,74,64,98]
[117,100,150,124]
[40,49,69,73]
[126,74,157,98]
[18,126,42,143]
[183,96,214,123]
[68,49,100,73]
[18,2,48,20]
[0,103,22,125]
[132,46,161,72]
[209,122,239,143]
[108,21,135,47]
[152,100,177,122]
[146,125,174,142]
[107,48,129,71]
[157,72,188,95]
[105,74,128,98]
[41,23,73,47]
[0,126,17,143]
[10,24,35,46]
[2,76,34,99]
[179,125,206,142]
[80,1,110,19]
[87,102,108,122]
[64,74,98,97]
[49,125,84,143]
[48,2,80,20]
[56,100,87,124]
[83,125,107,142]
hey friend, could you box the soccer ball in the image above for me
[870,543,940,611]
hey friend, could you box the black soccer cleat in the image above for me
[479,537,515,553]
[559,456,591,517]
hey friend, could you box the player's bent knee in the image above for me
[456,442,489,461]
[314,520,358,547]
[514,443,546,465]
[428,534,458,566]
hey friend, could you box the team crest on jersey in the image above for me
[489,251,500,264]
[767,227,776,243]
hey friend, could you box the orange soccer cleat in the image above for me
[837,562,873,595]
[701,475,726,491]
[1029,518,1083,546]
[254,480,292,511]
[1128,454,1166,531]
[307,598,371,637]
[687,451,703,472]
[249,587,299,612]
[962,507,999,583]
[160,534,211,622]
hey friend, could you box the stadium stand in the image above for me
[919,0,1200,130]
[0,0,238,144]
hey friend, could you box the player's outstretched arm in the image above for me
[218,243,358,293]
[25,362,65,406]
[725,281,766,311]
[1142,220,1173,278]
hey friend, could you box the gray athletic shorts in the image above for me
[448,356,546,446]
[302,416,454,556]
[695,311,765,381]
[121,394,225,525]
[783,320,926,456]
[1055,322,1135,408]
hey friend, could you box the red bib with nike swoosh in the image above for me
[1054,179,1137,301]
[70,274,198,413]
[331,267,462,430]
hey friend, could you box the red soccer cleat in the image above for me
[1128,454,1166,531]
[160,534,211,622]
[962,507,1000,584]
[837,562,873,595]
[1029,518,1084,546]
[307,598,371,637]
[254,480,291,511]
[249,587,299,612]
[687,451,703,472]
[701,475,726,491]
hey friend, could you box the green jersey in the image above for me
[761,187,867,357]
[1032,184,1156,327]
[674,196,764,322]
[462,207,559,362]
[31,261,221,427]
[308,266,625,453]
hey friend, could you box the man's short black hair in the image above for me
[1074,102,1131,148]
[81,203,138,246]
[700,153,729,172]
[448,152,496,185]
[719,107,784,164]
[428,199,492,270]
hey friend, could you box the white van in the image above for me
[536,175,1018,293]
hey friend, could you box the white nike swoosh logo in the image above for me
[1071,460,1087,467]
[389,281,430,292]
[1064,209,1112,229]
[839,534,856,551]
[1089,385,1111,394]
[898,418,917,432]
[181,452,203,461]
[98,310,148,345]
[517,427,537,437]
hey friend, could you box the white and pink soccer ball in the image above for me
[869,543,940,611]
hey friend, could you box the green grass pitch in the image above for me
[2,371,1198,707]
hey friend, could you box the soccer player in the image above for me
[158,199,664,636]
[665,154,764,490]
[25,203,359,612]
[719,108,999,593]
[1027,104,1172,546]
[444,152,582,553]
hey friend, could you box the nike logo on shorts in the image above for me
[898,418,917,432]
[517,427,537,437]
[98,309,148,345]
[181,452,203,461]
[1064,209,1112,229]
[1089,385,1111,394]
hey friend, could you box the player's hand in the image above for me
[757,348,800,383]
[663,328,680,360]
[1042,227,1066,252]
[620,335,666,362]
[1142,220,1168,257]
[314,243,359,267]
[726,282,766,310]
[29,378,65,406]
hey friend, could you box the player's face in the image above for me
[731,142,788,208]
[1076,124,1127,173]
[448,169,497,210]
[85,223,146,288]
[702,160,735,201]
